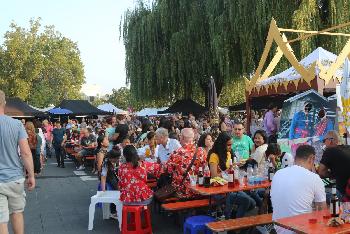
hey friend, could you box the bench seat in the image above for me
[162,199,210,211]
[206,213,273,233]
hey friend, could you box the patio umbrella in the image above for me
[48,107,73,115]
[208,76,218,112]
[207,76,220,139]
[341,58,350,141]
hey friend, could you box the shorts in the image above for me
[0,178,26,223]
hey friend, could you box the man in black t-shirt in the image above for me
[76,128,96,170]
[319,145,350,197]
[114,114,129,145]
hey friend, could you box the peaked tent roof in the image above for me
[158,99,207,115]
[257,47,342,87]
[5,97,45,117]
[136,107,168,116]
[97,103,126,114]
[56,100,109,116]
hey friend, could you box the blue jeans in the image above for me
[225,191,256,218]
[247,188,265,208]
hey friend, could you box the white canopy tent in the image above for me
[97,103,126,114]
[257,47,343,87]
[136,107,168,117]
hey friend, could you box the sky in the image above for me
[0,0,138,96]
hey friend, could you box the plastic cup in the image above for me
[190,175,197,186]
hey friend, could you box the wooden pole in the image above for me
[246,92,252,136]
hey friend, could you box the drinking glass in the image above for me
[189,175,197,186]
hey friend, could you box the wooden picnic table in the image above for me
[189,181,271,196]
[275,210,350,234]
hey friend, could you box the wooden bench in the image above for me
[162,199,210,211]
[206,213,273,233]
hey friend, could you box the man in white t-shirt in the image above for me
[155,128,181,164]
[271,145,326,234]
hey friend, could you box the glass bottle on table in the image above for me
[203,164,210,188]
[203,163,211,188]
[233,156,239,184]
[268,161,275,182]
[227,159,235,188]
[198,167,204,187]
[330,180,340,217]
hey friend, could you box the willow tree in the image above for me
[122,0,350,105]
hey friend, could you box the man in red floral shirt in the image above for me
[165,128,207,199]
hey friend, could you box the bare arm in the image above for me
[19,139,35,190]
[100,175,107,191]
[317,163,330,178]
[209,162,219,178]
[96,152,104,173]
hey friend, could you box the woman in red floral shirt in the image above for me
[118,145,153,205]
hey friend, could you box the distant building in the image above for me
[80,84,107,103]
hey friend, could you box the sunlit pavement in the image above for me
[10,157,181,234]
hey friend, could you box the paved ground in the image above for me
[8,158,182,234]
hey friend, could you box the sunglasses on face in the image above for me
[323,137,334,143]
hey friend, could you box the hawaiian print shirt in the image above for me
[165,143,207,199]
[118,163,153,203]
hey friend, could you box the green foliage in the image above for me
[107,86,172,111]
[107,87,133,110]
[0,19,85,108]
[122,0,350,106]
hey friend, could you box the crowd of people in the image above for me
[1,85,350,234]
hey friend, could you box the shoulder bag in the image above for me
[154,148,198,201]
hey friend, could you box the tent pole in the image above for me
[246,92,252,136]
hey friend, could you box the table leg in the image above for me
[88,201,96,230]
[114,201,123,230]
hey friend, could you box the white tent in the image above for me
[257,47,343,87]
[97,103,126,114]
[30,104,54,112]
[136,107,168,116]
[218,107,229,115]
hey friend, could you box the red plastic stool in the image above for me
[121,205,152,234]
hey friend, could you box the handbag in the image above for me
[154,148,198,201]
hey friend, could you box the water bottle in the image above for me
[235,150,241,162]
[253,164,258,177]
[247,165,253,184]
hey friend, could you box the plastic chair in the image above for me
[183,215,215,234]
[88,191,121,231]
[96,182,113,208]
[121,205,152,234]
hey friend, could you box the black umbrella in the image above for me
[207,76,218,112]
[207,76,220,139]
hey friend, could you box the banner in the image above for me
[278,89,337,163]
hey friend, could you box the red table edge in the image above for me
[274,211,350,234]
[188,182,271,196]
[273,221,307,234]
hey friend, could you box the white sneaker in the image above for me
[77,165,85,171]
